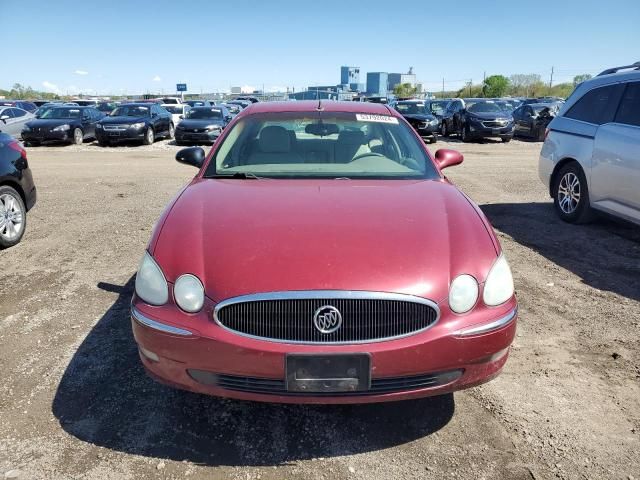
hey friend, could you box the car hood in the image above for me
[178,118,225,129]
[402,113,437,122]
[26,118,78,128]
[152,179,499,303]
[100,116,147,124]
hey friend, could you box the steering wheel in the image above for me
[350,152,386,162]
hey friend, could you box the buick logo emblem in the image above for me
[313,305,342,334]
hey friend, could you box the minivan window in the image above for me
[615,82,640,127]
[564,84,624,125]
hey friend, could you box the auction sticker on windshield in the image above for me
[355,114,399,124]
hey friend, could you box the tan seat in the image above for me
[334,130,370,163]
[248,126,303,164]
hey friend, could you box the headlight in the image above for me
[176,124,185,130]
[174,274,204,313]
[135,252,168,305]
[483,254,515,306]
[53,124,70,131]
[96,123,103,129]
[429,118,439,125]
[467,116,482,123]
[206,125,221,131]
[130,122,145,129]
[449,274,479,314]
[22,125,31,132]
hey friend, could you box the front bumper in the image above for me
[131,296,517,404]
[95,126,145,142]
[468,123,514,138]
[414,123,440,136]
[175,129,220,143]
[22,129,71,143]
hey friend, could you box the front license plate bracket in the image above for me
[286,354,371,393]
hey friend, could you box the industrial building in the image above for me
[366,72,388,96]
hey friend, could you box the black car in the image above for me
[95,103,174,146]
[225,100,251,110]
[0,133,36,248]
[175,106,231,145]
[512,103,557,141]
[22,106,104,145]
[184,100,214,108]
[393,100,439,143]
[234,95,260,103]
[96,102,119,115]
[0,100,37,114]
[452,100,514,142]
[423,99,451,121]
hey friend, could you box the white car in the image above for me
[162,104,191,127]
[0,107,35,139]
[539,62,640,225]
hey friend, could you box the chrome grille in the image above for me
[103,124,128,131]
[214,291,439,343]
[481,120,508,128]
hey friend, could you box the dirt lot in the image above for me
[1,138,638,480]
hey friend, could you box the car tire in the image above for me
[72,128,83,145]
[537,128,546,142]
[25,141,40,147]
[0,185,27,249]
[143,127,155,145]
[430,134,438,144]
[168,123,175,139]
[461,125,471,142]
[441,122,448,137]
[501,136,512,143]
[553,163,594,224]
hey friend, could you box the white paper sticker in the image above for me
[355,113,399,124]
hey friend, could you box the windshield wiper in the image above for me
[208,172,264,179]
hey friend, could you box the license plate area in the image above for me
[286,354,371,393]
[108,132,121,137]
[491,128,500,134]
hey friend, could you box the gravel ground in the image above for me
[0,137,638,480]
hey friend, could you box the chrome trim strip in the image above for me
[131,306,193,336]
[454,307,517,337]
[212,290,440,345]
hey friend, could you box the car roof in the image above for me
[120,103,152,106]
[245,100,396,115]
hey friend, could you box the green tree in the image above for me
[483,75,510,97]
[573,74,592,86]
[393,83,417,98]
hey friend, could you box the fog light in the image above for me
[139,346,159,362]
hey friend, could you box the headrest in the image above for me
[259,126,290,153]
[337,130,365,145]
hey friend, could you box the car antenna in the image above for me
[317,93,323,111]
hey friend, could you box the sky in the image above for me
[1,0,639,96]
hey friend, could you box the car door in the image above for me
[0,108,20,137]
[512,106,524,135]
[9,108,30,137]
[591,81,640,221]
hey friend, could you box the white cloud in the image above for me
[152,75,162,82]
[42,81,60,94]
[241,85,256,93]
[74,70,89,76]
[268,85,288,93]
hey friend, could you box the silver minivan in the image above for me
[539,62,640,225]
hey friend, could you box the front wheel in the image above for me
[441,122,448,137]
[143,127,155,145]
[461,125,471,142]
[429,134,438,144]
[501,136,512,143]
[0,185,27,249]
[72,128,83,145]
[553,163,594,224]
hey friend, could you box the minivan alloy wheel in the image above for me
[0,193,24,241]
[558,172,581,214]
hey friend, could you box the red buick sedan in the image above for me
[131,100,517,404]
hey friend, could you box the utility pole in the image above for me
[442,78,445,98]
[549,66,554,90]
[468,79,472,97]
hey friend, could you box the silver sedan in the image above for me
[0,107,35,139]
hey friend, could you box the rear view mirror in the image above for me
[305,123,339,136]
[176,147,205,168]
[434,149,464,170]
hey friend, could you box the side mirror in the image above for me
[179,114,184,119]
[225,115,232,122]
[176,147,205,168]
[0,115,9,121]
[434,149,464,170]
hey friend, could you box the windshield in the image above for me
[204,112,438,179]
[426,101,449,115]
[467,101,502,113]
[164,105,184,114]
[111,105,149,117]
[187,108,223,119]
[41,108,82,119]
[395,103,425,114]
